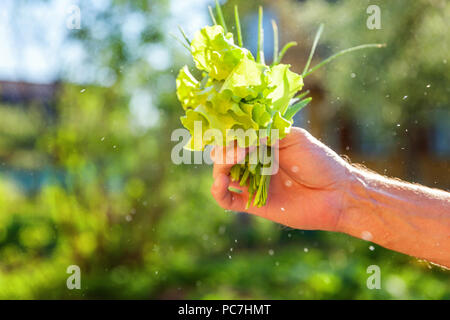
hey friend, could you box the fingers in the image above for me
[211,145,247,179]
[210,173,232,207]
[210,173,248,210]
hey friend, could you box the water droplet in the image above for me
[350,72,356,78]
[268,249,274,256]
[285,180,292,187]
[280,207,285,212]
[361,231,373,241]
[100,137,105,141]
[80,89,86,93]
[125,215,132,222]
[113,145,117,149]
[396,123,401,127]
[304,248,309,253]
[369,246,375,251]
[291,166,299,173]
[230,247,233,252]
[402,95,408,100]
[275,261,280,266]
[426,84,431,88]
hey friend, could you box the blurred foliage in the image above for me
[0,0,448,299]
[278,0,449,158]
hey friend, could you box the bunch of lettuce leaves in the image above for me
[175,2,384,208]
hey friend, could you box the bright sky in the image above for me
[0,0,214,84]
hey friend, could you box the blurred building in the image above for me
[0,80,60,192]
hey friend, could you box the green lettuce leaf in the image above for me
[220,56,271,100]
[270,111,292,141]
[190,25,253,80]
[267,64,303,115]
[180,102,260,151]
[176,66,206,110]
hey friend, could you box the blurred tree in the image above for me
[276,0,449,183]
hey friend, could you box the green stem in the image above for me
[178,26,191,45]
[169,33,190,52]
[293,90,310,101]
[303,43,386,77]
[302,23,324,77]
[253,174,266,207]
[271,20,279,65]
[208,6,217,25]
[228,186,243,194]
[257,6,264,64]
[276,41,297,64]
[234,5,243,47]
[240,167,250,186]
[215,0,228,33]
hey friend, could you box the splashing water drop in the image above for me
[361,231,373,241]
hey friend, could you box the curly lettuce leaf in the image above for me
[267,64,303,115]
[271,111,292,139]
[180,102,260,151]
[176,66,206,110]
[190,25,253,80]
[250,102,271,127]
[220,56,271,100]
[202,81,236,114]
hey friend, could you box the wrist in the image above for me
[336,166,381,241]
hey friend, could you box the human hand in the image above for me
[210,127,354,232]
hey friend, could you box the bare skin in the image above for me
[211,127,450,268]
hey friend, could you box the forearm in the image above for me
[338,167,450,268]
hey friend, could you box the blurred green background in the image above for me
[0,0,448,299]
